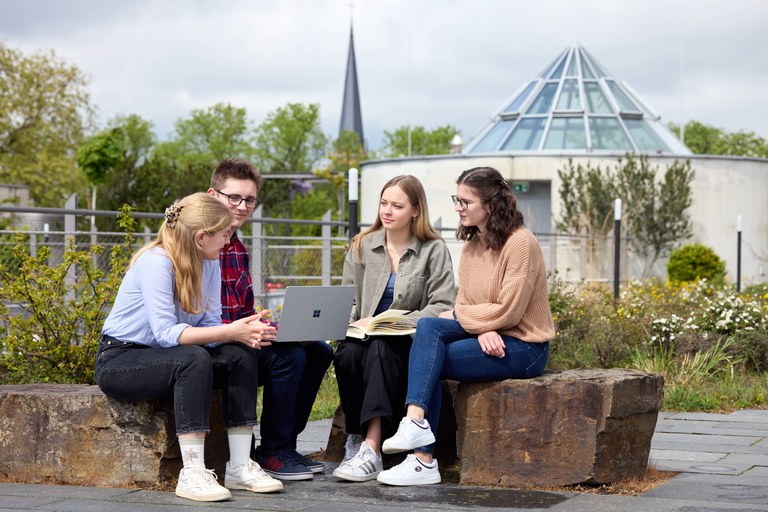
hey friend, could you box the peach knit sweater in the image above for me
[455,227,555,343]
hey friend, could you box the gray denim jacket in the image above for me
[342,229,455,328]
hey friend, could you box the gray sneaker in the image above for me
[333,442,383,482]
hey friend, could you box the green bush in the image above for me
[0,208,136,384]
[667,243,726,284]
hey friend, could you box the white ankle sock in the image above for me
[228,427,253,468]
[179,437,205,468]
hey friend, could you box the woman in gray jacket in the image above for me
[332,175,455,482]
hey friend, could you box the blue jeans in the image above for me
[255,341,333,453]
[406,317,549,454]
[95,338,258,435]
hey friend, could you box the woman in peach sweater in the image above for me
[377,166,555,486]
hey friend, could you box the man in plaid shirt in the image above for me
[209,158,332,480]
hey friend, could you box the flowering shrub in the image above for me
[549,274,768,376]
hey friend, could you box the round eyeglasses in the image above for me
[215,189,261,209]
[451,195,475,211]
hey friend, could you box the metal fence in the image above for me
[1,202,639,310]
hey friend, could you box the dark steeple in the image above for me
[339,25,364,148]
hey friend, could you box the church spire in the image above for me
[339,24,364,148]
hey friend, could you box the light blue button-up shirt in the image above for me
[102,247,223,348]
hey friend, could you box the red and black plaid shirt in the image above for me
[218,232,254,324]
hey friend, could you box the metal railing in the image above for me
[1,200,640,309]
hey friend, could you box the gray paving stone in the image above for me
[651,440,768,455]
[645,472,768,505]
[652,431,762,446]
[718,452,768,467]
[649,449,726,462]
[655,420,768,436]
[662,411,768,425]
[650,459,749,475]
[744,465,768,477]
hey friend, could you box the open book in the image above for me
[346,309,415,339]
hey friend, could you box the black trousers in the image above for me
[333,335,412,439]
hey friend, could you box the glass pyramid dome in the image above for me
[464,45,691,155]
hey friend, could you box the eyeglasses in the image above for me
[215,189,261,209]
[451,195,476,211]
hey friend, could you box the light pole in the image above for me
[613,198,622,302]
[348,167,359,240]
[737,215,742,293]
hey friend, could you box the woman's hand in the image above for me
[230,310,277,349]
[438,310,454,319]
[477,330,505,358]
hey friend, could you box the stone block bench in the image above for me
[0,384,229,487]
[0,368,663,489]
[325,368,664,487]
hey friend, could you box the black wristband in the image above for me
[452,309,457,320]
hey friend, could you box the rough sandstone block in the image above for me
[0,384,228,487]
[454,368,664,487]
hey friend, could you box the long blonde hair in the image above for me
[131,193,233,314]
[352,175,442,255]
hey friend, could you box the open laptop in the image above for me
[273,285,355,342]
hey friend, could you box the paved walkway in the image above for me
[1,410,766,511]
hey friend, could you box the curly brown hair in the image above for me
[455,166,524,251]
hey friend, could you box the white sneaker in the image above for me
[342,433,363,463]
[377,454,441,486]
[381,417,435,454]
[175,466,232,502]
[225,459,284,493]
[332,442,383,482]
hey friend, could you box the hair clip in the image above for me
[164,203,183,228]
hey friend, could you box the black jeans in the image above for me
[95,336,258,435]
[333,335,412,439]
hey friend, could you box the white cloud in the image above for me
[2,0,767,148]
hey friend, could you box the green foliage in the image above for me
[0,207,136,384]
[556,155,694,274]
[0,42,92,206]
[669,120,768,158]
[550,277,767,411]
[667,243,726,283]
[253,103,329,233]
[381,125,460,157]
[77,130,124,186]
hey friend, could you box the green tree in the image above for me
[252,103,329,229]
[669,120,768,158]
[557,155,694,276]
[381,125,460,157]
[0,42,92,206]
[619,156,694,273]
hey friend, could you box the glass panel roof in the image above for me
[504,81,537,113]
[470,119,514,152]
[527,83,558,114]
[584,82,611,113]
[556,79,581,110]
[544,118,587,150]
[502,118,546,150]
[589,118,633,150]
[465,44,691,155]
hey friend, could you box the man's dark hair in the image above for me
[210,158,262,192]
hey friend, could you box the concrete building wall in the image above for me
[360,154,768,285]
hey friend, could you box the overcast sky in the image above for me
[2,0,767,151]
